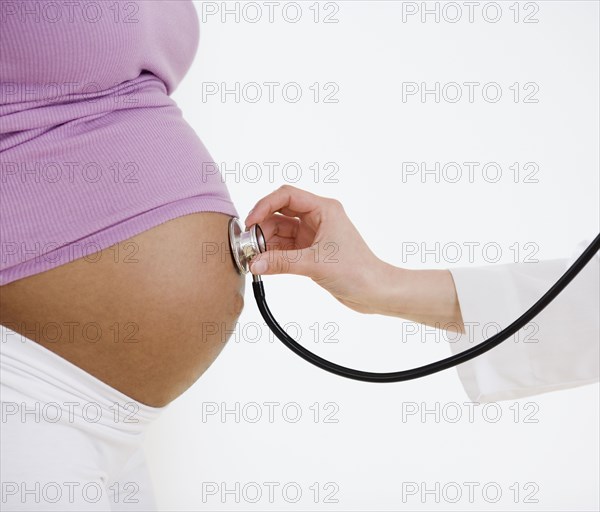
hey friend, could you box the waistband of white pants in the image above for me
[0,326,167,430]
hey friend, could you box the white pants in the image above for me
[0,330,166,511]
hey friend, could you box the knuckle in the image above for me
[290,219,300,239]
[275,254,291,274]
[328,198,344,210]
[271,256,282,273]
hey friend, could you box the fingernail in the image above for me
[251,259,268,274]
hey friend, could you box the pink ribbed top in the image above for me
[0,0,237,285]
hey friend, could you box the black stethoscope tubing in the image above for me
[251,233,600,382]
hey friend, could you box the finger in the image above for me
[245,186,327,230]
[249,248,313,277]
[278,207,304,219]
[258,214,300,241]
[264,235,301,251]
[259,214,318,251]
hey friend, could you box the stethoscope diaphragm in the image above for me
[228,217,266,274]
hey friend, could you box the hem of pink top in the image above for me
[0,195,238,286]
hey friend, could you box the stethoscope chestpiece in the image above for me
[228,217,266,275]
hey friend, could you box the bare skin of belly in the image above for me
[0,213,245,407]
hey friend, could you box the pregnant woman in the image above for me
[1,2,243,510]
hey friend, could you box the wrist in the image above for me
[368,262,411,317]
[368,265,464,333]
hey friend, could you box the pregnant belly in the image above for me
[0,213,245,407]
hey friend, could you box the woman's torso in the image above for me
[0,1,243,407]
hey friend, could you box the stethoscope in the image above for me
[229,217,600,382]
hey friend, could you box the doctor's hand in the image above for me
[244,185,388,314]
[245,185,464,330]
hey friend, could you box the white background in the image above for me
[144,1,600,510]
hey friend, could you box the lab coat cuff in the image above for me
[448,257,599,403]
[448,264,525,402]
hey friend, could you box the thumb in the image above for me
[249,249,312,277]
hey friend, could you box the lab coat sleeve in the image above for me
[448,241,599,403]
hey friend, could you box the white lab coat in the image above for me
[448,240,599,403]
